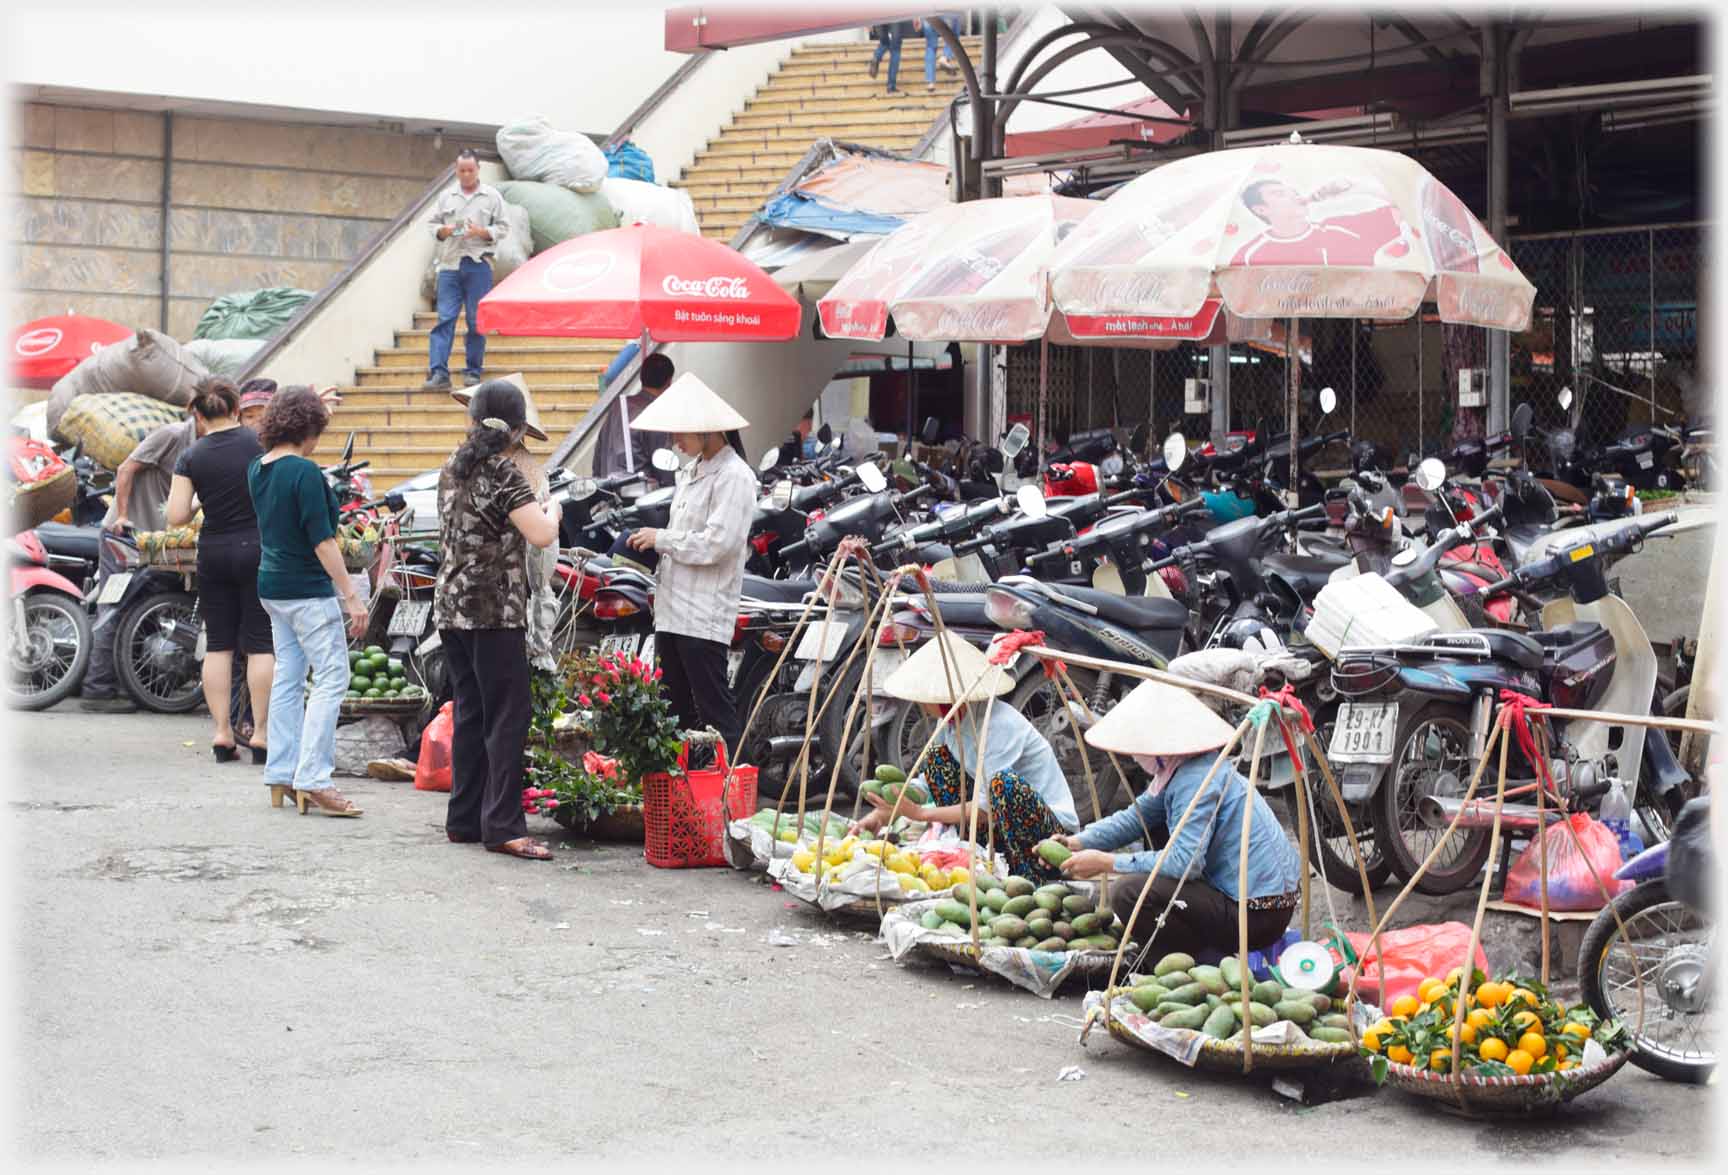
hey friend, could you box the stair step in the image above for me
[355,365,604,386]
[725,112,941,137]
[335,383,601,402]
[334,403,596,428]
[755,79,962,102]
[393,328,621,349]
[374,346,611,367]
[744,94,955,118]
[673,163,800,186]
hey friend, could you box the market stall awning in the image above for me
[1004,96,1192,158]
[769,237,879,302]
[757,154,952,240]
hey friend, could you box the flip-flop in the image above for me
[485,838,552,861]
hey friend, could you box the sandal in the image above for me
[485,837,552,861]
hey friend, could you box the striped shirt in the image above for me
[653,445,756,645]
[427,182,511,271]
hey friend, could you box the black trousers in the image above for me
[442,628,532,846]
[656,631,740,759]
[1110,873,1295,960]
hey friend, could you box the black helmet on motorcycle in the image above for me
[1350,439,1385,475]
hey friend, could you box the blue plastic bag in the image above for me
[605,140,656,184]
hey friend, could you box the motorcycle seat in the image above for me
[741,575,816,604]
[1264,550,1351,596]
[914,595,990,629]
[1413,627,1546,670]
[1044,583,1189,631]
[35,522,101,562]
[1528,621,1609,656]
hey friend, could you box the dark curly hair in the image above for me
[449,380,527,479]
[257,384,330,450]
[188,375,240,421]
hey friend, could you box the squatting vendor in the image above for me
[852,633,1080,880]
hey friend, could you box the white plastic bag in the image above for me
[497,115,608,193]
[600,176,700,235]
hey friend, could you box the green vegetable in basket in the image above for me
[364,688,383,699]
[365,645,384,658]
[351,675,372,691]
[873,764,906,784]
[345,690,361,700]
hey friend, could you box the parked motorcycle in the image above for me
[5,528,92,710]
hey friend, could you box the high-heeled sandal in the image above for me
[269,784,297,808]
[246,742,268,766]
[296,788,363,818]
[212,744,239,763]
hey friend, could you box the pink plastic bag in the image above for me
[1503,811,1629,912]
[413,701,455,793]
[1328,922,1493,1007]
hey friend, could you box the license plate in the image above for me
[1328,702,1399,763]
[1637,451,1655,469]
[96,572,132,606]
[600,633,641,661]
[794,623,847,661]
[640,635,656,668]
[870,647,905,689]
[387,599,432,636]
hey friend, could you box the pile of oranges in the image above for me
[1359,969,1621,1078]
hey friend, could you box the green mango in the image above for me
[1013,935,1040,950]
[1159,1005,1210,1031]
[1251,980,1285,1007]
[1032,892,1063,914]
[1025,917,1054,940]
[1001,895,1037,918]
[1246,1002,1278,1028]
[1033,937,1067,953]
[860,780,884,800]
[948,883,975,906]
[1162,982,1208,1006]
[919,910,944,931]
[1036,840,1072,867]
[975,872,1005,893]
[933,900,973,927]
[1003,876,1036,899]
[989,915,1029,941]
[1130,987,1167,1013]
[981,889,1010,914]
[1051,922,1075,941]
[1157,971,1192,988]
[1219,956,1244,990]
[874,764,907,784]
[1034,883,1071,900]
[1308,1026,1354,1045]
[1061,894,1093,917]
[1188,965,1227,996]
[1202,1004,1237,1040]
[1318,1013,1350,1030]
[1154,953,1197,978]
[1273,1000,1317,1025]
[1070,912,1103,936]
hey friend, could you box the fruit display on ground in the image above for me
[918,875,1129,951]
[1358,970,1626,1077]
[346,644,422,702]
[1127,951,1356,1043]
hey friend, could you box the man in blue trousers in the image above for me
[424,150,511,391]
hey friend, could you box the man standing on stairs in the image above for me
[424,149,511,392]
[595,352,676,487]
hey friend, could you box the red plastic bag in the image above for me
[1504,811,1629,912]
[413,701,455,793]
[1327,922,1492,1007]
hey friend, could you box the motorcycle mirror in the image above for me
[385,491,408,513]
[983,448,1004,474]
[651,447,681,473]
[771,478,794,511]
[857,461,888,493]
[921,416,941,445]
[1101,453,1125,477]
[1001,422,1031,458]
[1511,401,1534,439]
[1163,432,1187,473]
[1391,547,1419,567]
[1415,457,1447,492]
[817,423,834,446]
[1015,484,1049,520]
[758,448,781,473]
[1557,386,1574,411]
[1128,422,1149,456]
[567,477,598,502]
[1319,386,1337,415]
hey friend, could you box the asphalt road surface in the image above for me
[10,707,1716,1164]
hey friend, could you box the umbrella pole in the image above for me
[1286,315,1300,508]
[1037,335,1050,458]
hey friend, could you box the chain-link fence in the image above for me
[1003,222,1705,465]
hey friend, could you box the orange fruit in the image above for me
[1391,995,1421,1019]
[1559,1059,1579,1071]
[1446,966,1466,985]
[1444,1022,1478,1045]
[1419,978,1448,1003]
[1387,1045,1414,1066]
[1506,1048,1535,1075]
[1475,982,1505,1008]
[1518,1032,1547,1060]
[1361,1027,1385,1053]
[1429,1048,1452,1073]
[1467,1009,1496,1032]
[1554,1042,1569,1062]
[1513,1010,1542,1030]
[1479,1037,1509,1062]
[1562,1022,1592,1041]
[1509,987,1538,1008]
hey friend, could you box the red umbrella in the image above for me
[10,314,133,388]
[475,225,801,341]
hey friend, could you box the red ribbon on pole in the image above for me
[1258,684,1314,765]
[1497,688,1559,799]
[989,630,1062,678]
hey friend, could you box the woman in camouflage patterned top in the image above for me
[434,380,562,861]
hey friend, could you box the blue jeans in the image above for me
[872,27,904,90]
[429,257,493,381]
[922,18,957,84]
[261,596,348,792]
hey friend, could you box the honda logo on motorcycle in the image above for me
[660,275,750,299]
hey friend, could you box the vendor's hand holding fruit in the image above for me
[860,790,928,830]
[1059,849,1115,880]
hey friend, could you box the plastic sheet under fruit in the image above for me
[769,837,1009,913]
[880,885,1110,999]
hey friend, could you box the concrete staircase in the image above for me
[330,311,615,486]
[674,37,979,241]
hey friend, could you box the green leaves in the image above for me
[1368,1055,1389,1085]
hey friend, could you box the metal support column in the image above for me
[159,113,173,334]
[978,12,999,199]
[1484,23,1512,434]
[1205,12,1233,443]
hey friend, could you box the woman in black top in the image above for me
[167,376,273,762]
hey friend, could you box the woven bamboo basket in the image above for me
[339,695,427,719]
[12,465,75,530]
[1378,1049,1630,1117]
[1101,995,1361,1073]
[340,539,377,571]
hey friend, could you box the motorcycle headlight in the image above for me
[984,587,1037,630]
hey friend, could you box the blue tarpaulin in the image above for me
[755,192,908,239]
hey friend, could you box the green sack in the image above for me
[193,287,315,341]
[496,180,621,255]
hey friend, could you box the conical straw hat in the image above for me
[1084,679,1235,756]
[628,372,749,433]
[881,632,1013,705]
[451,373,547,441]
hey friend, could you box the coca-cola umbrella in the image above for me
[475,224,801,471]
[10,314,133,389]
[1049,132,1537,492]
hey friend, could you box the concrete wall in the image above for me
[11,101,489,340]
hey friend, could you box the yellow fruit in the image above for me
[1386,1045,1414,1066]
[1361,1027,1386,1053]
[1553,1043,1568,1062]
[1518,1032,1547,1060]
[1559,1059,1579,1071]
[900,876,930,893]
[1478,1037,1509,1062]
[1475,982,1507,1008]
[791,849,816,872]
[1447,1022,1479,1045]
[1561,1022,1592,1041]
[1417,1001,1432,1016]
[1513,1010,1541,1030]
[1391,995,1421,1019]
[1508,988,1538,1009]
[1446,967,1466,985]
[1467,1009,1495,1032]
[948,866,971,886]
[1506,1048,1535,1075]
[1419,978,1448,1003]
[886,854,916,875]
[861,842,889,858]
[1429,1048,1452,1073]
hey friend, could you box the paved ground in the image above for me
[10,706,1718,1164]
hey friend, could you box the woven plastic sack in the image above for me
[600,177,699,235]
[193,287,314,341]
[1504,812,1630,912]
[496,115,608,193]
[1327,921,1492,1006]
[55,392,185,470]
[334,716,407,777]
[183,338,266,377]
[413,700,456,792]
[494,181,620,255]
[46,328,207,434]
[604,139,656,184]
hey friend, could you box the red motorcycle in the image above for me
[5,527,91,710]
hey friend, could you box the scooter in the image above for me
[5,528,92,710]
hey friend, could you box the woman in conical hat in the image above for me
[623,373,757,759]
[855,632,1080,881]
[1058,680,1302,957]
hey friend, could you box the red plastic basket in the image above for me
[643,742,758,869]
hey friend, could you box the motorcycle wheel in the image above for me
[1009,668,1137,825]
[1578,878,1716,1084]
[115,590,203,713]
[1280,706,1394,894]
[5,590,91,711]
[1374,702,1493,895]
